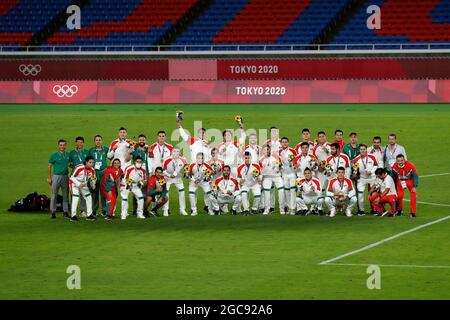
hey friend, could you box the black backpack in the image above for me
[8,192,51,212]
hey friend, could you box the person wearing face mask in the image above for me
[120,156,147,220]
[391,154,419,218]
[162,147,189,216]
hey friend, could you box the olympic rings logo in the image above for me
[19,64,42,76]
[53,85,79,98]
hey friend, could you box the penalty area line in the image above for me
[322,263,450,269]
[405,199,450,208]
[319,215,450,265]
[420,173,450,178]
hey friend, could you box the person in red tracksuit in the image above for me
[392,154,419,218]
[100,158,124,219]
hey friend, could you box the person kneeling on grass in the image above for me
[144,167,168,217]
[69,156,96,222]
[324,167,357,217]
[369,168,398,217]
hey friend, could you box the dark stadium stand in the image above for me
[330,0,450,49]
[0,0,448,50]
[45,0,197,50]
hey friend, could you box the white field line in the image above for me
[319,215,450,265]
[405,199,450,208]
[323,263,450,269]
[420,173,450,178]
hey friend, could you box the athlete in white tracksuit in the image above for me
[217,126,246,178]
[188,153,215,215]
[69,158,96,220]
[210,166,242,214]
[263,127,282,211]
[162,147,188,216]
[279,138,297,215]
[324,167,357,217]
[352,144,378,213]
[259,144,286,215]
[237,152,262,214]
[177,121,212,163]
[293,142,318,179]
[296,168,323,214]
[120,158,147,220]
[107,128,134,171]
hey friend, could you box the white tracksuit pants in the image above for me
[241,184,262,212]
[282,174,297,212]
[189,181,215,214]
[296,195,323,211]
[324,196,357,213]
[262,176,285,213]
[210,194,242,212]
[121,186,144,219]
[71,186,93,217]
[356,178,375,212]
[315,171,328,209]
[163,178,186,215]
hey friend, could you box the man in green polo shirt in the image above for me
[89,135,109,217]
[342,132,360,162]
[69,136,89,216]
[48,139,70,219]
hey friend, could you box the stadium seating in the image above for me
[0,0,449,50]
[45,0,197,49]
[0,0,73,45]
[330,0,450,50]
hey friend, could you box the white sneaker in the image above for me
[381,211,390,217]
[121,216,126,220]
[329,210,336,217]
[137,215,146,219]
[163,211,169,217]
[290,210,296,215]
[346,209,353,217]
[280,211,286,215]
[191,210,198,216]
[80,211,87,218]
[263,211,269,215]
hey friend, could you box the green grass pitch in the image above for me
[0,104,449,299]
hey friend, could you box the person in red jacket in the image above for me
[100,159,123,219]
[392,154,419,217]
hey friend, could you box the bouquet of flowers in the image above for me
[88,174,97,190]
[126,178,134,190]
[210,183,218,197]
[252,168,260,177]
[309,156,317,169]
[204,168,213,182]
[288,153,295,162]
[235,115,243,125]
[183,164,191,179]
[158,178,166,187]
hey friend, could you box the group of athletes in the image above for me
[47,113,419,221]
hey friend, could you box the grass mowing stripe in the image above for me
[319,215,450,265]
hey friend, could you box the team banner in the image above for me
[0,80,448,103]
[217,58,450,80]
[1,58,450,81]
[0,60,169,81]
